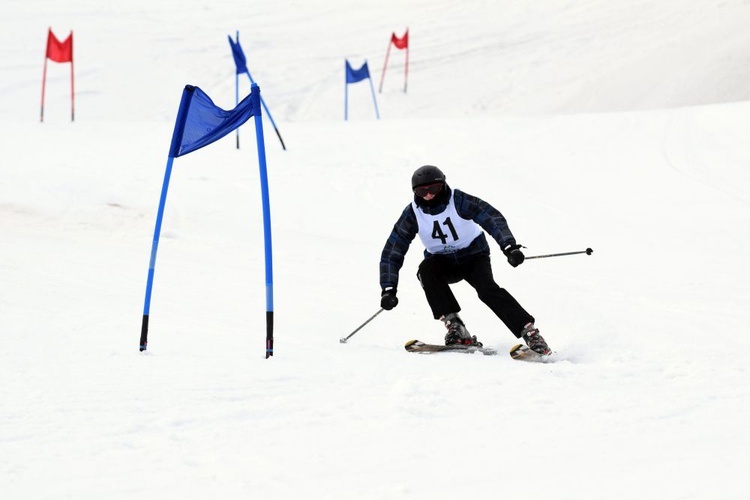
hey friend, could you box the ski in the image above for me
[509,343,553,363]
[404,339,498,356]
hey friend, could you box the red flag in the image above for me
[46,29,73,63]
[391,30,408,50]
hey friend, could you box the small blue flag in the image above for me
[227,35,248,75]
[168,85,258,157]
[346,60,371,84]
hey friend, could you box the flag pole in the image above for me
[243,71,285,150]
[379,41,392,93]
[41,51,48,123]
[250,83,274,358]
[404,29,409,93]
[367,61,380,120]
[344,62,349,121]
[139,86,193,351]
[235,31,240,149]
[70,30,75,122]
[140,157,175,351]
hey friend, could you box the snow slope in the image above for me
[1,1,749,499]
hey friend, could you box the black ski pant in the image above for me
[416,253,534,338]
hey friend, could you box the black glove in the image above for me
[503,244,525,268]
[380,288,399,310]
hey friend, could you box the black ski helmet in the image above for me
[411,165,446,189]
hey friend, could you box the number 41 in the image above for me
[432,217,458,244]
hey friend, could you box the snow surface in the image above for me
[2,1,749,499]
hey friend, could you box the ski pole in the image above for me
[340,308,384,343]
[526,247,593,260]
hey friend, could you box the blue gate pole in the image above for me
[235,31,240,149]
[368,71,380,120]
[251,83,274,358]
[243,71,286,150]
[140,157,175,351]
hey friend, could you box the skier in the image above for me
[379,165,551,355]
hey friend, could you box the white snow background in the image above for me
[1,1,749,499]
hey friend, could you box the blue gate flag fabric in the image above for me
[346,60,371,84]
[227,35,248,75]
[168,85,257,157]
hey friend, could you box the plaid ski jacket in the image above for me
[379,187,517,290]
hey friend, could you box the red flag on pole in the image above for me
[391,31,408,50]
[379,29,409,93]
[46,29,73,63]
[41,28,75,122]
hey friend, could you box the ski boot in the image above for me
[521,322,551,355]
[441,313,482,347]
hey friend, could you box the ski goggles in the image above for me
[413,182,444,197]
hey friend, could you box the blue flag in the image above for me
[141,83,274,356]
[227,35,248,75]
[346,60,371,84]
[168,85,257,157]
